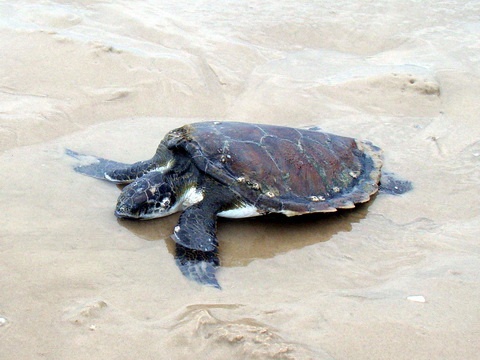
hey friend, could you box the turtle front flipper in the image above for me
[175,244,220,289]
[67,143,174,184]
[66,149,159,184]
[172,202,219,252]
[171,201,221,287]
[171,182,238,288]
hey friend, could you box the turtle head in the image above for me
[114,171,178,219]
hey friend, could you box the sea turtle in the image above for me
[67,121,410,288]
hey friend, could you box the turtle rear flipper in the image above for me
[175,244,221,289]
[379,172,412,195]
[66,149,156,184]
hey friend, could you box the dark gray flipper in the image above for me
[172,202,219,252]
[172,202,221,288]
[175,244,220,289]
[66,149,130,181]
[66,149,156,184]
[171,181,238,288]
[379,172,412,195]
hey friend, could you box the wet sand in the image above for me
[1,1,479,359]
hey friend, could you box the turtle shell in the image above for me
[164,121,382,216]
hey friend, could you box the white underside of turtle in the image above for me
[218,203,261,218]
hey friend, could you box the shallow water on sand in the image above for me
[1,1,479,359]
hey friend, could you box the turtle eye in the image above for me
[160,196,171,208]
[153,196,171,210]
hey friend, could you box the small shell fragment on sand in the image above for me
[0,317,7,326]
[407,295,426,303]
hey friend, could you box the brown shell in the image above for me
[165,121,382,215]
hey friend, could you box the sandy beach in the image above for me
[1,1,479,359]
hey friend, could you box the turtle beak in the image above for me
[114,199,142,219]
[115,204,131,218]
